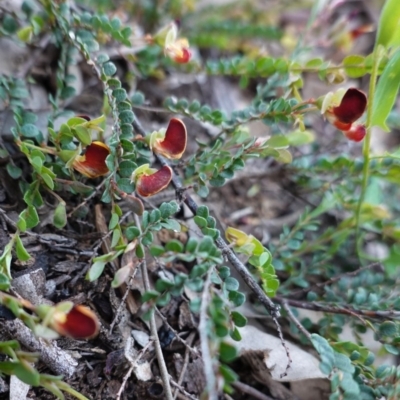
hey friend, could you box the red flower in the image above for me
[152,118,187,159]
[52,304,99,339]
[72,141,110,178]
[133,165,173,197]
[331,88,367,129]
[343,124,366,142]
[322,88,367,142]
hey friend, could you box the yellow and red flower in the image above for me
[51,303,99,340]
[131,164,173,197]
[72,141,110,178]
[162,21,192,64]
[150,118,187,159]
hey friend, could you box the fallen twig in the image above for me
[134,215,174,400]
[155,309,199,358]
[2,319,77,377]
[170,379,199,400]
[231,381,275,400]
[198,268,217,400]
[281,300,312,341]
[274,296,400,320]
[173,332,196,400]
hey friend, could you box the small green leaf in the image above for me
[21,123,39,138]
[224,277,239,291]
[219,342,237,363]
[15,236,30,261]
[230,326,242,341]
[159,203,172,219]
[218,266,230,280]
[109,213,119,230]
[0,272,10,290]
[17,216,26,232]
[219,364,238,383]
[155,278,175,291]
[14,361,40,386]
[162,218,181,232]
[228,290,245,307]
[189,298,201,313]
[195,184,209,198]
[266,135,289,148]
[131,91,145,105]
[103,61,117,76]
[112,88,127,102]
[150,245,165,257]
[53,202,67,229]
[136,243,145,258]
[196,205,209,219]
[165,240,184,253]
[343,55,366,78]
[41,173,54,189]
[21,206,39,229]
[119,110,134,124]
[231,311,247,327]
[17,26,33,42]
[126,226,140,240]
[379,321,398,337]
[74,125,91,145]
[194,216,207,228]
[86,260,106,281]
[116,178,135,194]
[119,160,137,178]
[141,290,160,302]
[286,130,315,146]
[6,164,22,179]
[210,176,226,187]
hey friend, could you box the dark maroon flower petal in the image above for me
[333,88,367,124]
[154,118,187,159]
[54,305,99,339]
[136,166,173,197]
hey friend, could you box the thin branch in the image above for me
[155,309,199,357]
[67,180,106,217]
[170,379,199,400]
[116,337,154,400]
[290,262,382,297]
[274,296,400,320]
[116,364,133,400]
[231,381,275,400]
[199,268,218,400]
[134,215,173,400]
[173,332,196,400]
[281,300,312,341]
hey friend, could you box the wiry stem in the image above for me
[355,47,381,256]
